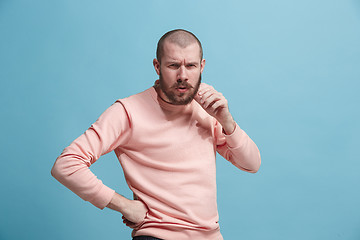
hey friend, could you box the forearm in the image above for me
[106,192,131,214]
[51,152,115,209]
[218,122,261,173]
[219,115,236,135]
[51,101,131,209]
[107,192,148,225]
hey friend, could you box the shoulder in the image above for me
[113,87,158,120]
[116,87,155,106]
[95,88,153,121]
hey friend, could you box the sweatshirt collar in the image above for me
[149,85,193,112]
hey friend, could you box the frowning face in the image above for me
[153,41,205,105]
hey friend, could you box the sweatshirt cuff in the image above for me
[223,123,247,149]
[89,184,116,210]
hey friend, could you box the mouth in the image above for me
[176,86,188,93]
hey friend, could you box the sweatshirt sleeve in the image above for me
[216,121,261,173]
[51,101,131,209]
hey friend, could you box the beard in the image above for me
[158,71,201,105]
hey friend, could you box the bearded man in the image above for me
[51,29,261,240]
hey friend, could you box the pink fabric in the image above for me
[51,87,261,240]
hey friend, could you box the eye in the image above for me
[168,63,180,69]
[186,64,197,68]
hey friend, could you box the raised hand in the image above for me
[194,83,236,134]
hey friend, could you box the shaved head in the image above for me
[156,29,203,63]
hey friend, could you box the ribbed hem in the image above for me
[133,226,223,240]
[223,123,246,149]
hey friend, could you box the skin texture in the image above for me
[107,193,148,228]
[194,83,236,134]
[106,39,236,228]
[153,41,205,105]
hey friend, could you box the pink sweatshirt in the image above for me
[51,86,261,240]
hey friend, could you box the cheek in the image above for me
[164,71,175,78]
[163,72,178,83]
[190,71,201,81]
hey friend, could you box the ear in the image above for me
[153,58,160,75]
[200,59,206,74]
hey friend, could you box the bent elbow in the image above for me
[248,155,261,173]
[51,160,62,181]
[248,165,260,173]
[51,156,70,182]
[240,161,260,174]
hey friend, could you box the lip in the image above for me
[176,87,188,93]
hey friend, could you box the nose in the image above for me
[177,66,188,81]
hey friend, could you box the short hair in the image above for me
[156,29,203,63]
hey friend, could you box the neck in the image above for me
[153,85,172,104]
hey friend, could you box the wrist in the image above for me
[107,192,131,215]
[221,118,236,135]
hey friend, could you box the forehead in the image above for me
[162,41,201,62]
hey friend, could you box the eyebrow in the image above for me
[186,62,199,65]
[165,60,199,65]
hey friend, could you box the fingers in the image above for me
[208,98,227,113]
[197,84,227,112]
[201,92,223,109]
[197,82,213,97]
[122,216,137,228]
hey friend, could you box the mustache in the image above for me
[172,81,193,89]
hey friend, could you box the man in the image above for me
[51,29,261,240]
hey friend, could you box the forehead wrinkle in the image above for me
[164,58,200,66]
[162,53,201,66]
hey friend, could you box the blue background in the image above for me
[1,0,359,239]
